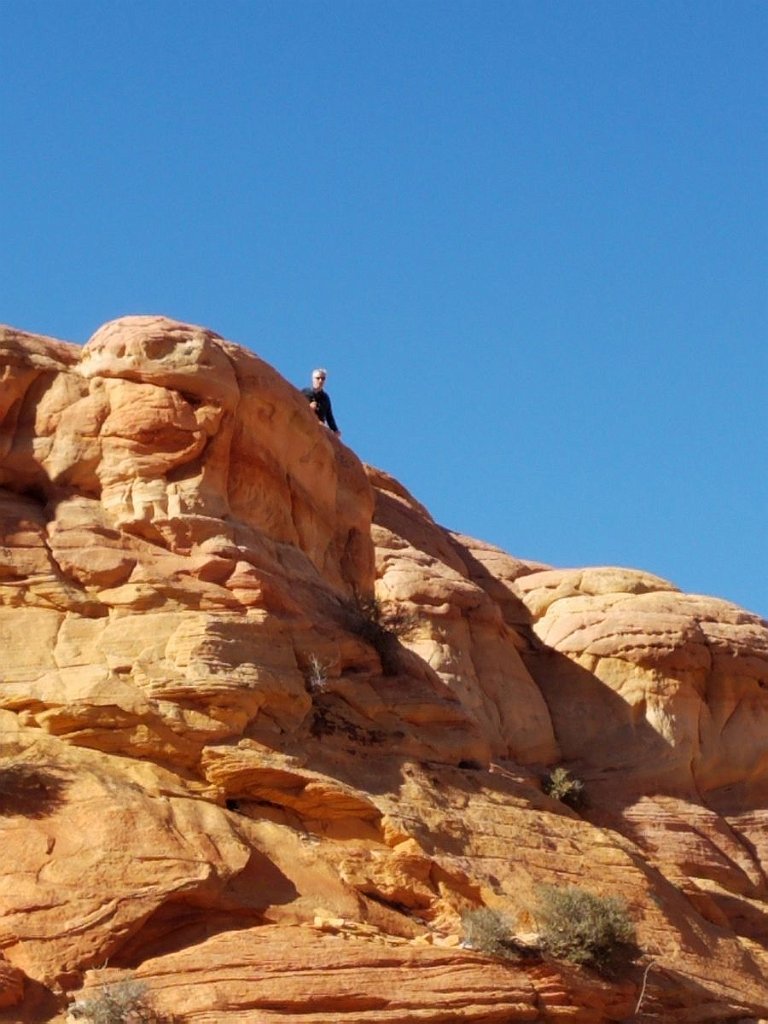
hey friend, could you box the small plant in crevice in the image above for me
[378,603,421,642]
[69,976,175,1023]
[340,594,404,675]
[304,653,330,693]
[534,884,636,972]
[460,907,522,960]
[542,766,585,810]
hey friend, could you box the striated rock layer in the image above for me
[0,316,767,1023]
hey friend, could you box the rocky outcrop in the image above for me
[0,316,767,1023]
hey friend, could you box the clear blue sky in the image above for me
[2,0,766,617]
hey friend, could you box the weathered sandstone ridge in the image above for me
[0,315,767,1023]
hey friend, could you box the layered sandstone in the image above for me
[0,316,766,1024]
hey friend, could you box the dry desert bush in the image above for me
[461,907,522,960]
[69,977,175,1024]
[535,884,635,970]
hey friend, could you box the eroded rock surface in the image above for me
[0,316,767,1023]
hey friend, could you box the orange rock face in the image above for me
[0,316,767,1023]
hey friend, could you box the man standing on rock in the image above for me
[302,368,340,437]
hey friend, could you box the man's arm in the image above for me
[302,387,321,417]
[323,394,340,434]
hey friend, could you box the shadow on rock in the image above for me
[0,762,70,818]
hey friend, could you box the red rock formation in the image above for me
[0,316,766,1023]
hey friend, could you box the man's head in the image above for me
[311,368,327,391]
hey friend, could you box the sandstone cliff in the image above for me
[0,316,766,1024]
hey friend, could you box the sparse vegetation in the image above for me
[378,602,420,641]
[542,766,585,810]
[345,593,389,641]
[309,697,389,745]
[534,884,635,970]
[70,977,173,1024]
[305,653,329,693]
[341,593,417,675]
[461,907,519,959]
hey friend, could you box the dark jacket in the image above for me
[301,387,339,433]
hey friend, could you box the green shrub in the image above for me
[542,766,585,810]
[461,907,518,959]
[535,884,635,970]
